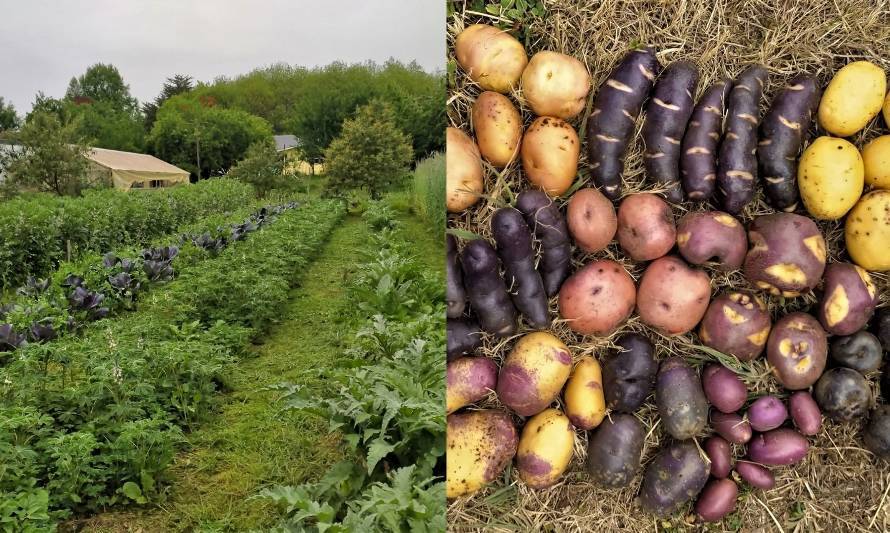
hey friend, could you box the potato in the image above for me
[446,127,484,212]
[875,308,890,352]
[496,332,572,416]
[818,60,886,137]
[863,405,890,460]
[516,408,575,488]
[735,461,776,490]
[586,414,645,488]
[744,213,826,296]
[699,291,771,362]
[616,193,676,261]
[798,136,864,220]
[446,409,518,498]
[603,333,657,413]
[447,356,498,414]
[567,188,617,253]
[559,259,636,336]
[638,441,709,517]
[830,331,883,373]
[845,190,890,271]
[885,91,890,127]
[747,428,809,466]
[818,262,878,335]
[472,91,522,168]
[814,367,872,422]
[789,391,822,436]
[704,436,733,479]
[702,363,748,414]
[747,395,788,432]
[712,411,753,444]
[520,51,591,120]
[564,356,606,430]
[656,357,708,440]
[637,255,711,335]
[454,24,527,93]
[447,318,482,361]
[766,312,828,390]
[521,116,579,197]
[862,135,890,190]
[676,211,747,271]
[695,478,738,523]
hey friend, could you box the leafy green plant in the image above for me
[411,152,445,234]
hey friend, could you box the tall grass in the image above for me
[411,152,444,234]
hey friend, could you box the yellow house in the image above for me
[275,135,324,175]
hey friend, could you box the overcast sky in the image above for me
[0,0,444,113]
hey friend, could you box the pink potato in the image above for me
[711,411,752,444]
[747,428,809,466]
[695,478,738,523]
[559,259,636,336]
[747,395,788,432]
[703,436,733,478]
[616,193,676,261]
[447,357,498,414]
[702,364,748,413]
[677,211,747,271]
[788,391,822,436]
[637,255,711,335]
[699,291,771,361]
[567,188,617,253]
[735,461,776,490]
[818,262,878,335]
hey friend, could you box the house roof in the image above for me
[85,147,189,174]
[274,134,301,151]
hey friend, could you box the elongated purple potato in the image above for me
[639,441,709,516]
[642,60,700,202]
[447,318,483,361]
[447,234,466,318]
[516,190,571,296]
[587,46,660,199]
[747,428,809,466]
[682,79,731,200]
[460,239,517,337]
[491,208,549,329]
[735,461,776,489]
[758,74,820,211]
[788,391,822,436]
[718,65,769,214]
[704,436,733,478]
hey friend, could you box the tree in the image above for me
[324,100,413,198]
[65,63,138,114]
[226,140,285,196]
[0,97,19,132]
[143,74,194,131]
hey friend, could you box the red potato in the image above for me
[788,391,822,436]
[567,188,617,253]
[747,395,788,432]
[637,255,711,335]
[447,357,498,414]
[704,436,733,478]
[559,259,636,336]
[744,213,826,297]
[695,478,738,523]
[699,291,771,362]
[766,312,827,390]
[616,193,676,261]
[711,411,752,444]
[702,364,747,413]
[818,262,878,336]
[676,211,747,271]
[735,461,776,490]
[747,428,809,466]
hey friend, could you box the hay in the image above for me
[447,0,890,530]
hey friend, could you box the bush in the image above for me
[411,152,445,234]
[226,141,286,196]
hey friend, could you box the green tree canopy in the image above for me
[65,63,138,113]
[143,74,194,131]
[226,140,285,196]
[0,97,19,132]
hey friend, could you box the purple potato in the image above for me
[460,239,518,337]
[447,234,466,318]
[711,411,752,444]
[744,213,826,297]
[656,357,708,439]
[586,413,645,488]
[602,333,657,413]
[818,262,878,335]
[516,190,571,297]
[747,395,788,432]
[447,357,498,414]
[747,428,809,466]
[875,308,890,352]
[695,478,738,523]
[704,436,733,479]
[788,391,822,436]
[639,441,710,516]
[735,461,776,489]
[864,405,890,460]
[699,292,771,362]
[830,331,883,373]
[491,208,550,329]
[447,318,483,361]
[676,211,747,271]
[766,312,828,390]
[682,79,731,201]
[813,367,872,422]
[702,363,748,413]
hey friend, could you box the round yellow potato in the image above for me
[845,190,890,271]
[520,51,591,119]
[496,331,572,417]
[818,61,887,137]
[446,127,484,212]
[472,91,522,168]
[862,135,890,190]
[563,356,606,430]
[446,409,518,498]
[798,136,864,220]
[516,408,575,489]
[884,91,890,127]
[454,24,528,93]
[520,116,579,197]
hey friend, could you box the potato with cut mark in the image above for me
[676,211,747,271]
[766,312,827,390]
[446,409,518,498]
[521,116,580,197]
[564,356,606,430]
[454,24,527,93]
[472,91,522,168]
[818,262,878,335]
[699,291,771,362]
[496,332,572,417]
[743,213,826,297]
[520,51,591,120]
[516,408,575,489]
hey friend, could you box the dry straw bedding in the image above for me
[447,0,890,531]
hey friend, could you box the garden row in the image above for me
[0,198,345,528]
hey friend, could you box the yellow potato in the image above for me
[521,51,591,119]
[520,116,579,197]
[563,356,606,430]
[454,24,528,93]
[446,127,484,212]
[798,136,864,220]
[845,190,890,271]
[446,409,518,498]
[516,408,575,489]
[472,91,522,168]
[495,331,572,417]
[818,61,887,137]
[884,91,890,127]
[862,135,890,190]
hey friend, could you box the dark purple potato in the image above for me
[682,79,731,201]
[460,239,518,337]
[744,213,826,297]
[602,333,657,413]
[699,292,771,362]
[586,413,645,488]
[676,211,747,271]
[447,319,483,361]
[747,428,809,466]
[695,478,738,523]
[639,441,709,517]
[711,411,752,444]
[818,262,878,335]
[702,363,748,413]
[788,391,822,436]
[766,312,828,390]
[656,357,708,440]
[516,190,571,296]
[874,308,890,352]
[864,405,890,460]
[735,461,776,489]
[704,436,733,478]
[747,395,788,432]
[447,234,466,318]
[813,367,872,422]
[830,331,883,373]
[491,208,550,329]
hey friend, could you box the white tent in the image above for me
[86,147,190,191]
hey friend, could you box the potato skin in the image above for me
[813,367,872,422]
[818,262,878,335]
[862,135,890,190]
[564,356,606,430]
[460,239,518,337]
[446,234,466,319]
[682,79,731,201]
[766,312,828,390]
[830,331,883,373]
[798,136,864,220]
[491,208,549,329]
[695,478,738,523]
[702,363,747,413]
[447,318,482,361]
[863,405,890,460]
[676,211,747,271]
[446,127,484,212]
[454,24,527,93]
[603,333,657,413]
[788,391,822,436]
[747,395,788,432]
[472,91,522,168]
[516,408,575,489]
[735,461,776,490]
[586,413,645,488]
[656,357,708,440]
[616,193,677,261]
[567,188,617,253]
[521,116,580,197]
[711,411,752,444]
[637,255,711,335]
[845,190,890,272]
[559,259,636,336]
[699,291,771,362]
[639,441,709,517]
[446,409,518,498]
[496,332,573,417]
[447,356,498,414]
[818,60,887,137]
[744,213,826,297]
[703,436,732,479]
[520,51,591,120]
[516,190,572,296]
[747,428,809,466]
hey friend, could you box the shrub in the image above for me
[226,141,286,196]
[411,152,445,234]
